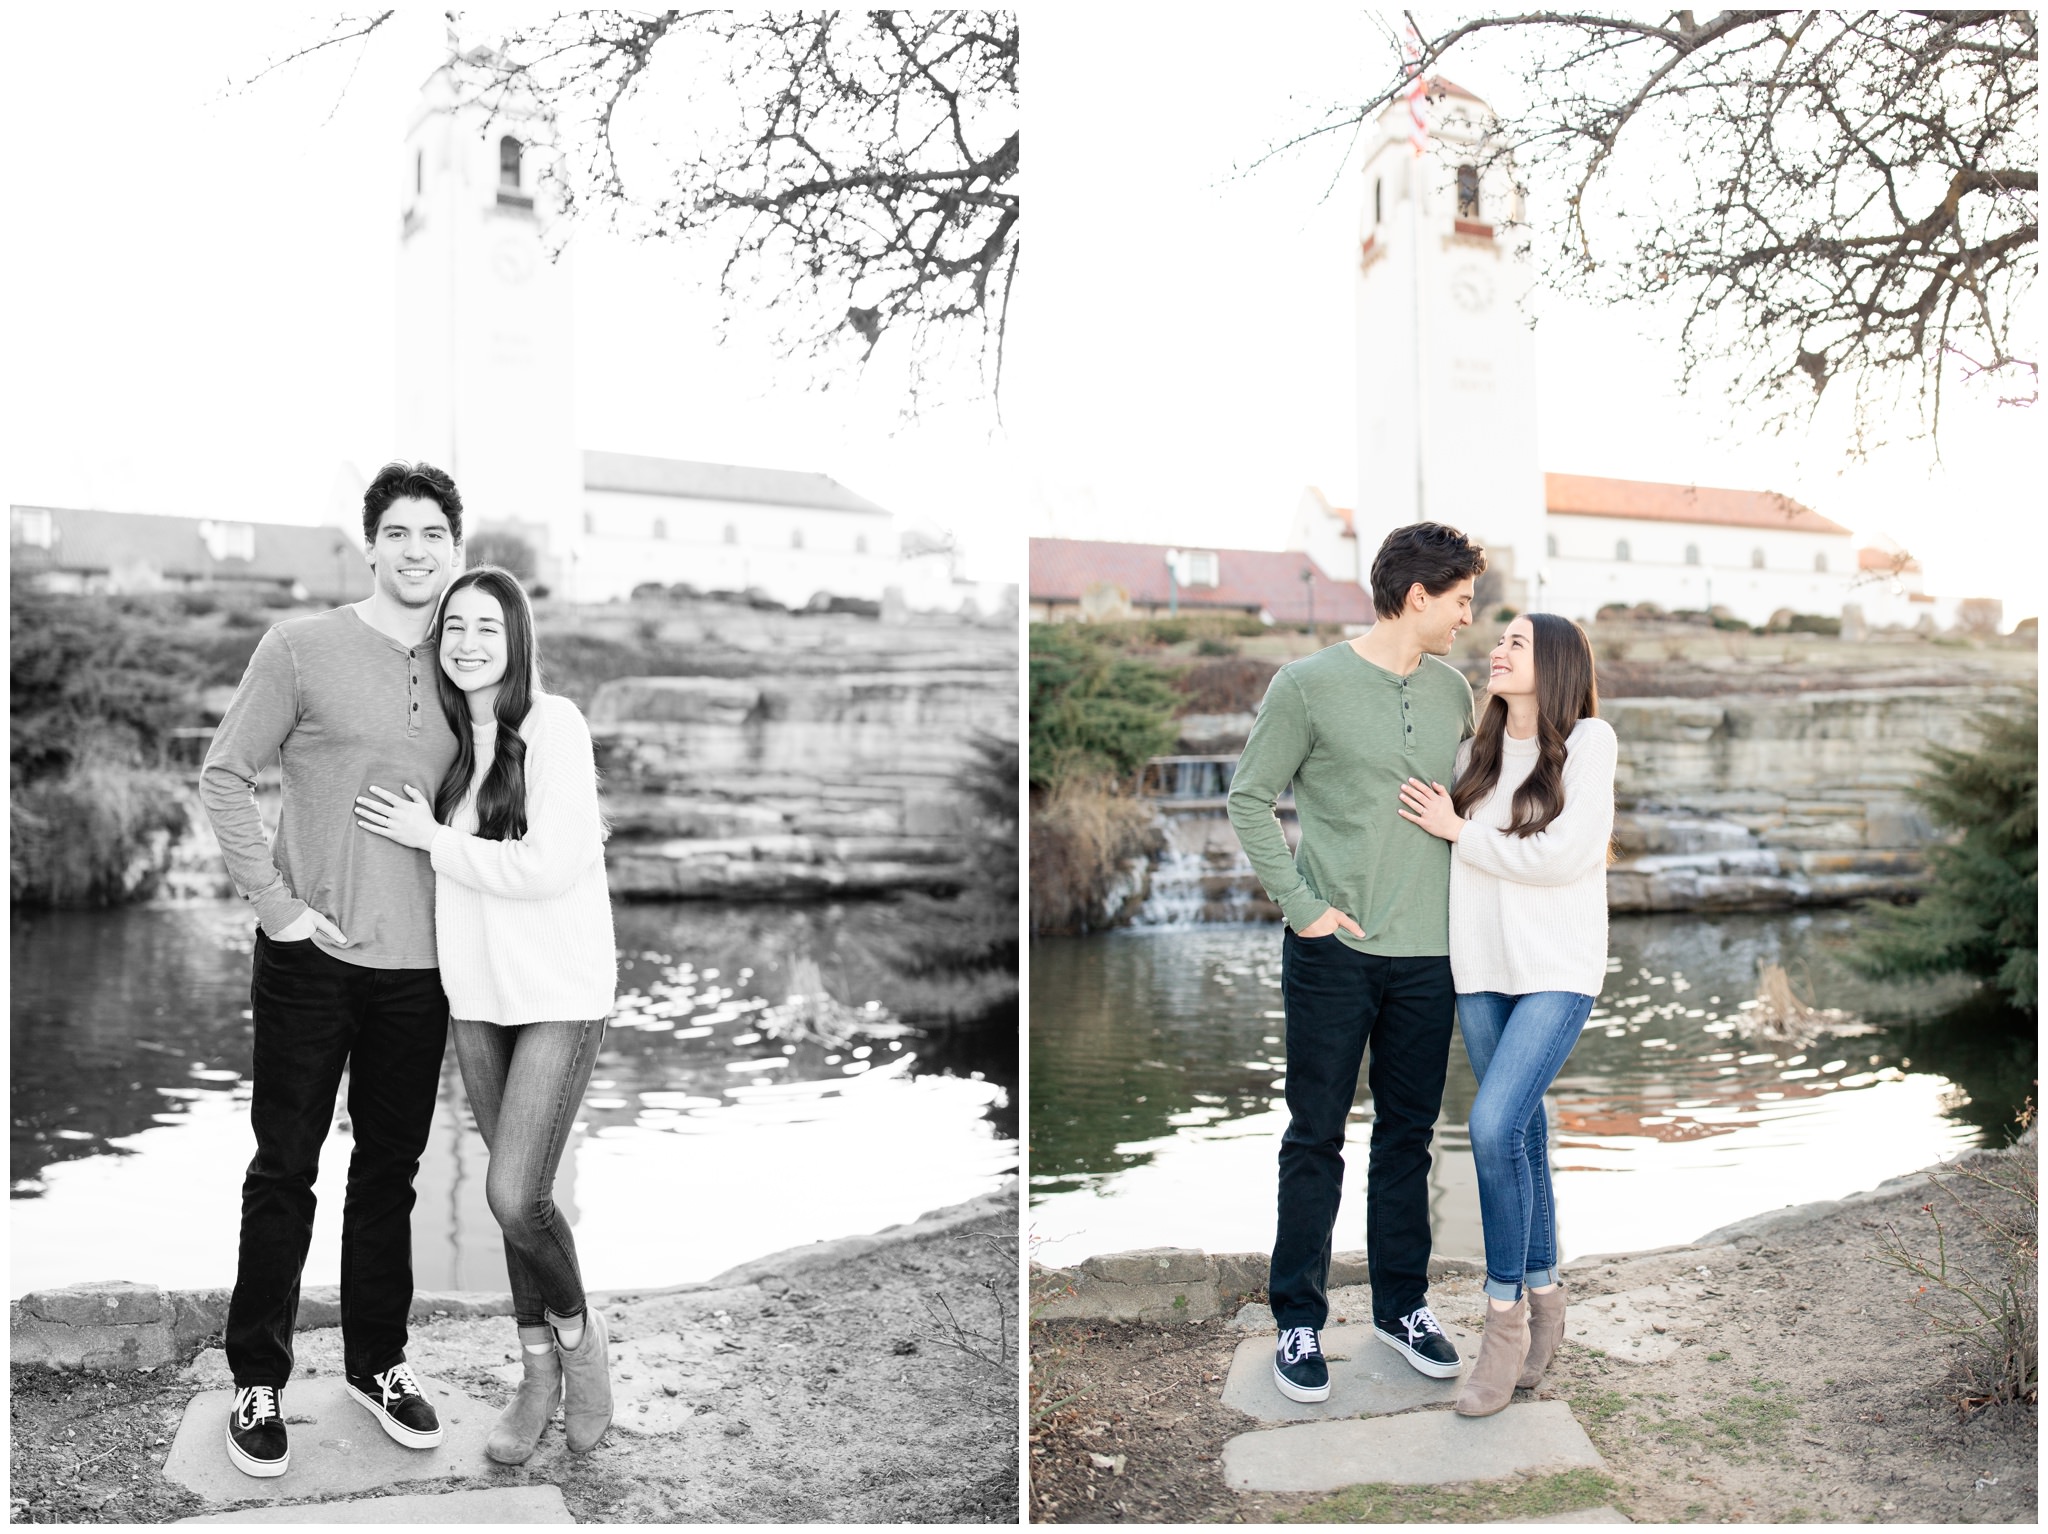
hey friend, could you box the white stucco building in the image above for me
[1540,473,1854,625]
[1319,77,1987,632]
[393,55,995,612]
[1353,79,1546,613]
[1294,473,1862,629]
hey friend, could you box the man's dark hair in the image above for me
[1369,522,1486,619]
[362,461,464,545]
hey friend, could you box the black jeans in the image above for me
[225,931,448,1387]
[1269,930,1456,1331]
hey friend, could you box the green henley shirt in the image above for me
[1226,642,1476,956]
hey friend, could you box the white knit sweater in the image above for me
[429,692,617,1026]
[1449,715,1616,998]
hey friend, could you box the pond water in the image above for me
[1030,912,2033,1270]
[12,901,1016,1298]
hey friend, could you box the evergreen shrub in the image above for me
[1849,693,2038,1011]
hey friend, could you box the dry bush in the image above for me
[1876,1107,2038,1417]
[10,764,191,906]
[1173,657,1280,716]
[1029,782,1159,935]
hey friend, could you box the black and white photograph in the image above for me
[8,7,1019,1523]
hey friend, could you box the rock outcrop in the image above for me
[1137,683,2030,920]
[592,664,1014,898]
[1600,685,2027,911]
[158,608,1016,903]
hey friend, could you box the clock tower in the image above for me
[395,58,582,593]
[1355,80,1546,612]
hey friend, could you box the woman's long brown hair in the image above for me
[431,567,540,842]
[1451,613,1599,838]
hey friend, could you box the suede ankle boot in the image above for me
[1454,1298,1530,1418]
[487,1326,562,1464]
[1518,1285,1567,1389]
[550,1305,612,1453]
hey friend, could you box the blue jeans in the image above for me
[449,1017,605,1328]
[1456,990,1596,1303]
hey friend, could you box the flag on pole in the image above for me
[1402,21,1429,157]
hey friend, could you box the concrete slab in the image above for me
[1222,1400,1605,1493]
[163,1376,496,1505]
[1510,1507,1631,1523]
[175,1486,573,1523]
[1221,1323,1478,1423]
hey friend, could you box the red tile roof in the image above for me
[1545,473,1851,536]
[1031,539,1372,625]
[1858,546,1920,573]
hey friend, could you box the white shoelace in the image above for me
[1278,1326,1323,1365]
[1400,1306,1447,1345]
[234,1385,279,1428]
[373,1362,426,1405]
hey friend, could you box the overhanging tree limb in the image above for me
[249,10,1019,418]
[1267,8,2036,458]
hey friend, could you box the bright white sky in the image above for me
[1008,8,2040,624]
[3,7,2035,618]
[0,4,1024,583]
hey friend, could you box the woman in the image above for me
[354,565,617,1463]
[1396,612,1615,1418]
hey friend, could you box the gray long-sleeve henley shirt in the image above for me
[199,606,459,969]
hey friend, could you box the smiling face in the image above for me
[1411,576,1477,655]
[367,496,459,610]
[1487,615,1539,698]
[439,585,509,710]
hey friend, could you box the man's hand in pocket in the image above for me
[271,907,349,946]
[1297,906,1365,939]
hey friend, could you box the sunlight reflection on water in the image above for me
[1029,912,2010,1270]
[11,902,1015,1297]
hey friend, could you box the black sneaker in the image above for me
[344,1361,444,1449]
[1272,1325,1331,1403]
[1374,1305,1463,1378]
[225,1384,289,1478]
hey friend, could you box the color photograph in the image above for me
[1023,10,2035,1524]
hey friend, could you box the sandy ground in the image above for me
[1030,1148,2037,1524]
[10,1189,1018,1525]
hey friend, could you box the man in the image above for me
[200,462,465,1476]
[1226,522,1484,1403]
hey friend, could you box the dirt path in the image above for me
[10,1189,1017,1525]
[1030,1149,2036,1523]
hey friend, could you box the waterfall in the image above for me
[1131,804,1262,927]
[1135,837,1213,926]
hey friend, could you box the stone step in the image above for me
[164,1376,496,1505]
[1510,1507,1631,1523]
[1222,1322,1480,1424]
[175,1486,573,1523]
[1222,1400,1605,1493]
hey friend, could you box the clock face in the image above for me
[492,239,537,285]
[1450,267,1493,313]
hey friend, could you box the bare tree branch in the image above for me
[1267,9,2037,458]
[246,11,1019,419]
[234,9,394,90]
